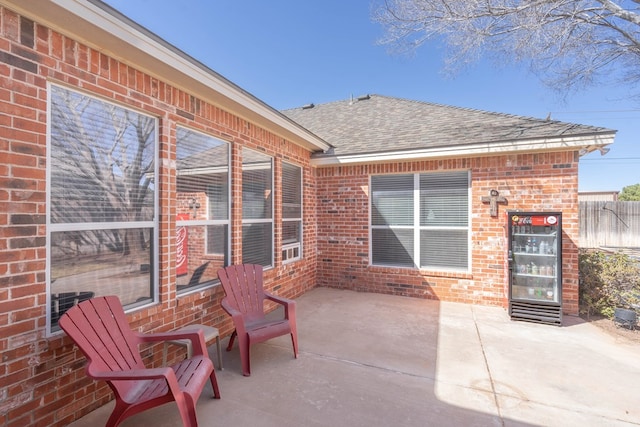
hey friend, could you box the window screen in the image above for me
[175,127,230,292]
[282,162,302,263]
[242,149,273,266]
[48,84,157,333]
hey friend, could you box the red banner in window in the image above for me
[176,213,189,276]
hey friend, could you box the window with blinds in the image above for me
[371,174,415,267]
[419,172,469,269]
[370,171,469,270]
[175,127,229,292]
[282,162,302,263]
[47,84,158,333]
[242,148,273,267]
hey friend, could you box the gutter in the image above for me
[310,132,616,167]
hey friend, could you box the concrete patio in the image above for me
[68,287,640,426]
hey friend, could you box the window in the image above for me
[371,171,469,270]
[47,84,157,333]
[175,127,230,292]
[242,148,273,267]
[281,162,302,263]
[371,174,415,267]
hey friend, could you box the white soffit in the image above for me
[310,133,616,167]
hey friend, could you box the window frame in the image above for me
[241,148,274,268]
[175,126,231,294]
[46,83,159,336]
[369,171,471,272]
[281,161,303,264]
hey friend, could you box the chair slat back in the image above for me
[59,296,144,377]
[218,264,266,318]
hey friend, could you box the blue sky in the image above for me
[102,0,639,192]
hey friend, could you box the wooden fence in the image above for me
[579,201,640,249]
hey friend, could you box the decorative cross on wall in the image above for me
[481,189,507,217]
[188,198,201,219]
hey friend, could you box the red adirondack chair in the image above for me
[217,264,298,376]
[58,296,220,427]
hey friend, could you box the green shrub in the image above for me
[579,250,640,318]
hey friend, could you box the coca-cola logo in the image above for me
[176,226,187,268]
[176,212,190,276]
[511,214,532,225]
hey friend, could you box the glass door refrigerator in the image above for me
[507,212,562,325]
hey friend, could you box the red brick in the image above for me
[0,6,582,427]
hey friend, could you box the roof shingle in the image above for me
[282,95,614,158]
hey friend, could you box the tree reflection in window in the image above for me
[48,85,157,332]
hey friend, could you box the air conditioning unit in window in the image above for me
[282,244,300,263]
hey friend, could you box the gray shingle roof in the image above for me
[282,95,614,158]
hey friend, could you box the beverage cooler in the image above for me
[507,212,562,325]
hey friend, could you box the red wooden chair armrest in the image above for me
[221,298,247,334]
[264,291,293,306]
[88,366,174,382]
[264,291,297,319]
[220,298,239,316]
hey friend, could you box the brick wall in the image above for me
[315,153,580,314]
[0,4,582,426]
[0,7,316,427]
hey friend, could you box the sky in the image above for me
[101,0,639,192]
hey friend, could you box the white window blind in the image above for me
[419,172,469,269]
[242,148,273,267]
[175,127,230,292]
[370,171,469,270]
[371,174,415,267]
[48,84,157,333]
[282,162,302,262]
